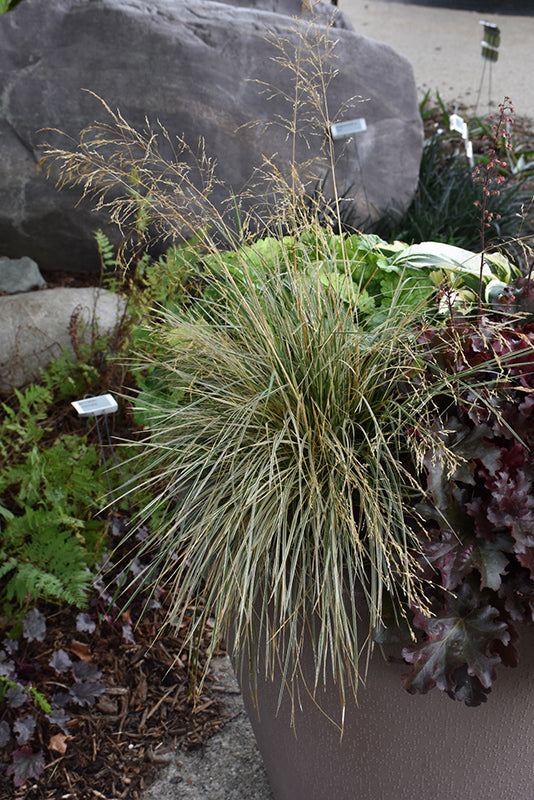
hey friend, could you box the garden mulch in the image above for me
[0,598,228,800]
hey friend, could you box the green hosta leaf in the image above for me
[394,242,489,275]
[392,242,518,304]
[485,252,515,283]
[402,585,512,704]
[485,278,509,303]
[318,271,374,310]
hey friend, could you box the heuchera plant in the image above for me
[0,608,106,788]
[399,276,534,705]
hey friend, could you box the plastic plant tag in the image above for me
[71,394,118,417]
[465,140,474,168]
[480,21,500,62]
[449,114,468,140]
[330,118,367,140]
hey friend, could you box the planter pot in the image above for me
[234,623,534,800]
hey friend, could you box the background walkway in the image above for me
[340,0,534,121]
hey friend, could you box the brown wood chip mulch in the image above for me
[0,601,226,800]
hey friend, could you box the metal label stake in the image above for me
[475,21,501,115]
[72,394,122,505]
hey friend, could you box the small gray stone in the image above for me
[0,256,47,294]
[0,287,126,394]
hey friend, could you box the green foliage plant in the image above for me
[0,384,107,614]
[377,94,534,254]
[0,209,199,790]
[0,0,23,13]
[202,230,518,322]
[39,8,530,718]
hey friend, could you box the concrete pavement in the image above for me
[340,0,534,121]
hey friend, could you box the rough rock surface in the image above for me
[0,287,126,394]
[0,255,47,293]
[0,0,422,274]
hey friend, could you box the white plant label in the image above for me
[330,118,367,140]
[72,394,118,417]
[449,114,468,140]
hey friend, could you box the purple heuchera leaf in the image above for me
[402,585,512,705]
[0,653,15,680]
[3,638,19,655]
[6,685,27,709]
[76,613,96,633]
[69,680,106,707]
[22,609,46,643]
[47,706,71,735]
[51,691,72,708]
[6,746,45,788]
[499,566,534,623]
[413,315,534,703]
[110,516,127,538]
[71,661,101,682]
[49,649,73,675]
[122,623,135,644]
[13,716,36,746]
[517,547,534,580]
[423,530,475,591]
[0,720,10,748]
[446,664,491,705]
[423,531,511,592]
[135,524,149,541]
[473,536,512,591]
[129,558,144,577]
[486,469,534,536]
[92,575,112,604]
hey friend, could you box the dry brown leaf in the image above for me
[131,674,149,708]
[96,696,119,715]
[70,640,92,660]
[49,733,70,754]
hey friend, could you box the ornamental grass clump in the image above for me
[120,232,510,704]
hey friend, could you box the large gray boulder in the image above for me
[0,0,423,274]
